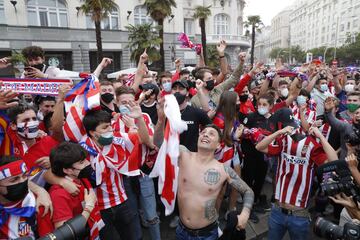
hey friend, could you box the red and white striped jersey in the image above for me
[267,135,327,208]
[291,104,316,135]
[214,143,235,167]
[80,131,140,210]
[318,123,332,141]
[112,113,154,167]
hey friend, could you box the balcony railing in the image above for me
[207,34,250,47]
[207,34,249,41]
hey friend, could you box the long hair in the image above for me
[215,91,238,146]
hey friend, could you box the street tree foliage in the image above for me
[269,33,360,66]
[193,5,212,65]
[79,0,117,64]
[244,15,264,65]
[144,0,177,71]
[126,24,162,64]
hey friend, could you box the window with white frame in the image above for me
[184,19,194,36]
[27,0,68,27]
[214,14,229,35]
[0,0,5,24]
[134,5,152,25]
[86,10,119,30]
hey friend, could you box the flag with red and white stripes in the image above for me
[63,74,100,142]
[149,95,188,215]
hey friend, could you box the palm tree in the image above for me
[144,0,177,71]
[193,5,211,65]
[79,0,117,64]
[244,15,264,65]
[126,24,162,64]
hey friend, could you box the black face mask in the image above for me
[31,63,45,71]
[24,98,33,103]
[2,181,29,202]
[174,92,186,105]
[205,80,215,91]
[101,93,114,104]
[77,165,97,188]
[239,95,248,102]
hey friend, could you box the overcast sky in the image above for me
[243,0,296,26]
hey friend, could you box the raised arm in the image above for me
[93,58,113,78]
[127,101,152,147]
[324,97,350,132]
[216,40,228,84]
[195,79,211,112]
[309,126,338,162]
[216,52,246,92]
[285,77,302,106]
[50,84,71,142]
[255,126,293,153]
[223,165,254,229]
[132,50,148,93]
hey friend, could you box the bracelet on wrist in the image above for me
[219,55,225,58]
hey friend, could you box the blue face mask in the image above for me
[297,95,307,106]
[162,82,172,92]
[320,84,328,92]
[258,107,269,116]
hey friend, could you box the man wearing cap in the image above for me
[171,79,212,152]
[0,156,53,239]
[255,108,338,240]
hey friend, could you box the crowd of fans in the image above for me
[0,41,359,240]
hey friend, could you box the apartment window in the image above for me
[86,10,119,30]
[0,0,5,24]
[353,19,358,28]
[184,19,194,36]
[27,0,68,27]
[340,24,345,32]
[347,22,351,30]
[214,14,229,35]
[134,5,152,25]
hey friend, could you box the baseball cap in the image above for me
[172,79,189,89]
[273,108,299,129]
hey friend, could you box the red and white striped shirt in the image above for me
[291,104,316,134]
[267,135,327,208]
[113,113,154,167]
[318,123,332,141]
[81,132,140,210]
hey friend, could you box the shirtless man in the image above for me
[176,124,254,239]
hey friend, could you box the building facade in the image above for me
[270,8,292,50]
[0,0,249,77]
[254,26,271,64]
[290,0,360,50]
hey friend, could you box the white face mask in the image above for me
[344,84,355,93]
[17,120,39,139]
[280,88,289,98]
[258,107,269,116]
[162,82,172,92]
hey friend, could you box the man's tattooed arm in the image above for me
[224,166,254,211]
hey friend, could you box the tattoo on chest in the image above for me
[204,199,218,221]
[204,168,221,185]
